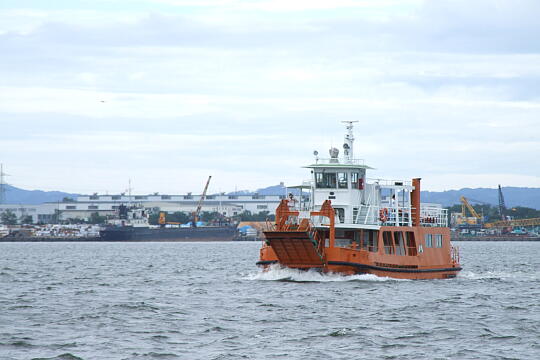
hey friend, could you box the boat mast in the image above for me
[341,121,358,163]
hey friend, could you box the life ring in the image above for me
[379,208,389,222]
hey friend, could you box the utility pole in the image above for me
[0,164,9,205]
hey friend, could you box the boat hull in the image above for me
[99,226,236,241]
[257,260,460,279]
[258,225,462,280]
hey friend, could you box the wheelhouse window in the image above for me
[315,172,337,188]
[337,172,348,189]
[351,173,359,188]
[425,234,433,248]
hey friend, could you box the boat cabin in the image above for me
[303,122,446,228]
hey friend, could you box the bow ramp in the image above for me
[263,230,324,268]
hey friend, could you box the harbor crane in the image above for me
[159,175,212,227]
[192,175,212,227]
[459,196,482,224]
[485,217,540,228]
[498,184,506,220]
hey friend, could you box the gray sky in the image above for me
[1,0,539,194]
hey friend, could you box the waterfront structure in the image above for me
[0,203,59,224]
[0,188,309,223]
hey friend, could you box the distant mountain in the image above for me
[3,183,539,210]
[422,187,540,209]
[228,183,303,196]
[1,184,79,205]
[237,184,540,210]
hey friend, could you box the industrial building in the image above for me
[0,191,309,224]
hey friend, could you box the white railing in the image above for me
[313,158,366,166]
[333,205,447,228]
[347,205,413,227]
[420,206,448,227]
[367,178,413,187]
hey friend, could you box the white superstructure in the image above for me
[305,121,447,228]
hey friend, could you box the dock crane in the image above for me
[460,196,482,224]
[484,185,540,228]
[192,175,212,227]
[158,175,212,227]
[498,184,506,220]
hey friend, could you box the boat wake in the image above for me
[246,264,407,282]
[458,270,538,281]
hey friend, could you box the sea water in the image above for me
[0,241,538,360]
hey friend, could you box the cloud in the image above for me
[0,0,539,194]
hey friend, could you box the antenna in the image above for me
[128,179,133,206]
[341,121,358,163]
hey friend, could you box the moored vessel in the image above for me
[99,204,235,241]
[257,122,461,279]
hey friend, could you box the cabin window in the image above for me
[406,232,417,256]
[435,234,443,248]
[357,230,366,250]
[394,232,406,256]
[383,231,394,254]
[351,172,360,189]
[337,172,348,189]
[315,172,337,188]
[365,230,378,252]
[335,231,354,248]
[357,229,378,252]
[425,234,433,248]
[335,208,345,223]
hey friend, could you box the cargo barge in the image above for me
[99,204,236,241]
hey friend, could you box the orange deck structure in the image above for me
[257,122,461,280]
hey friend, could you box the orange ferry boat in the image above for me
[257,122,461,279]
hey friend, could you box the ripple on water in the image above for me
[31,354,83,360]
[0,241,538,360]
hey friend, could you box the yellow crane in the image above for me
[484,217,540,228]
[459,196,482,224]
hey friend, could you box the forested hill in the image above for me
[421,187,540,209]
[1,185,79,205]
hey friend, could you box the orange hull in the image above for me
[258,201,461,280]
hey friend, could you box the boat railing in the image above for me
[313,158,366,166]
[341,204,413,227]
[367,178,413,187]
[451,245,460,264]
[420,206,448,227]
